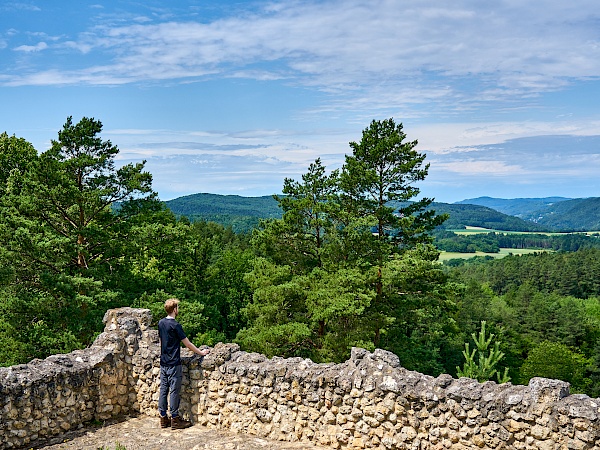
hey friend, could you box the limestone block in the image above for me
[530,424,550,440]
[364,415,380,428]
[566,438,587,450]
[574,429,594,443]
[400,425,418,441]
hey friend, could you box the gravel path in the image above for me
[36,416,319,450]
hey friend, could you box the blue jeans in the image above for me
[158,364,183,418]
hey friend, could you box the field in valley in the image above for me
[438,226,568,261]
[451,226,600,236]
[438,247,546,261]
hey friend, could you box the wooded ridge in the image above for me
[457,196,600,231]
[165,193,600,232]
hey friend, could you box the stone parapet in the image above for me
[2,308,600,449]
[0,307,154,449]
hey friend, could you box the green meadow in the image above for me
[438,248,547,262]
[437,226,600,261]
[450,226,600,236]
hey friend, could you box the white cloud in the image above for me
[411,119,600,154]
[63,41,94,54]
[3,0,600,107]
[420,133,600,201]
[1,3,41,12]
[13,41,47,52]
[139,153,297,200]
[3,0,600,205]
[437,160,525,176]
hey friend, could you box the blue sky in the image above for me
[1,0,600,202]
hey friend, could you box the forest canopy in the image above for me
[2,117,600,397]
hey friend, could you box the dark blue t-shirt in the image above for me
[158,317,187,367]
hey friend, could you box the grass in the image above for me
[449,226,600,236]
[438,248,548,262]
[437,226,600,262]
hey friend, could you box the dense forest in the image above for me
[1,117,600,397]
[165,193,281,233]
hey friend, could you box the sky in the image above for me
[1,0,600,203]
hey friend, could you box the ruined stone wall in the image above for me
[0,307,153,449]
[2,308,600,449]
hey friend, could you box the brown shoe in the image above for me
[171,416,192,429]
[160,415,170,428]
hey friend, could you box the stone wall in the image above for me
[0,307,153,449]
[2,308,600,449]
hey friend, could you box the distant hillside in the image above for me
[524,197,600,231]
[456,196,572,217]
[166,193,281,217]
[429,203,549,232]
[165,193,281,233]
[164,193,549,233]
[457,196,600,231]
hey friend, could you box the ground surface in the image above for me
[36,415,318,450]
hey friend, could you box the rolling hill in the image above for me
[165,193,282,233]
[458,196,600,231]
[164,193,549,233]
[429,202,549,232]
[524,197,600,231]
[166,193,281,218]
[455,196,572,217]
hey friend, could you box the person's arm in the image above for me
[182,338,210,356]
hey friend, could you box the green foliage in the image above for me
[181,214,262,234]
[132,290,173,327]
[341,118,446,249]
[494,233,600,252]
[237,258,311,356]
[165,193,282,233]
[166,193,281,218]
[0,286,88,363]
[378,244,460,375]
[455,196,571,217]
[523,197,600,232]
[449,249,600,298]
[0,317,33,366]
[451,196,600,232]
[5,115,600,401]
[447,252,600,396]
[202,248,253,341]
[434,231,501,253]
[129,220,253,346]
[456,321,510,383]
[520,341,592,393]
[0,132,37,193]
[238,258,376,361]
[239,119,453,370]
[0,117,164,365]
[1,116,157,284]
[162,193,600,235]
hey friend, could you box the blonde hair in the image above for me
[164,298,180,315]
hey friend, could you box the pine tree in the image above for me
[457,321,510,383]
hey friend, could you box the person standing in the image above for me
[158,298,210,429]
